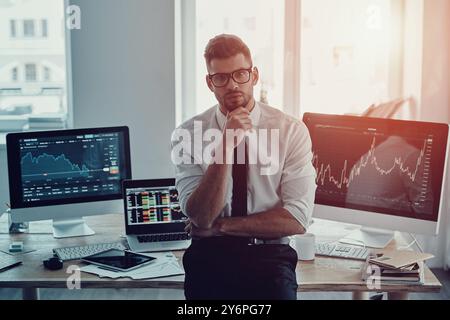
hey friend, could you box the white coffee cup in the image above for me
[293,233,315,261]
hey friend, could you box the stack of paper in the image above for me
[80,252,184,280]
[361,250,434,285]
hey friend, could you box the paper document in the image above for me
[80,252,185,280]
[369,250,434,269]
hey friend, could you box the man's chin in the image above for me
[225,104,244,112]
[225,100,248,112]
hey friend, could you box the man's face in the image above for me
[206,53,259,113]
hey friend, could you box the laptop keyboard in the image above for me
[137,232,190,243]
[53,241,129,261]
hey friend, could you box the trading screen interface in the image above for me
[304,114,447,221]
[126,187,186,225]
[19,132,127,202]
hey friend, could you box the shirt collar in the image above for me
[215,102,261,130]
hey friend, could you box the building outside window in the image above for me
[25,63,37,82]
[41,19,48,37]
[23,19,35,37]
[11,67,18,82]
[0,0,68,132]
[43,66,51,81]
[10,19,16,37]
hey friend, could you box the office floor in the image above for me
[0,268,449,300]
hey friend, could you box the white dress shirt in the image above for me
[172,102,317,241]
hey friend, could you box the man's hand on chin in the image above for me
[184,219,223,238]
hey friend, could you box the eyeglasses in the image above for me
[208,67,253,88]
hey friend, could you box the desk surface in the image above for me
[0,213,442,293]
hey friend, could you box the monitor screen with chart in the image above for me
[303,113,449,237]
[7,126,132,209]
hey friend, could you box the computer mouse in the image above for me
[43,257,63,270]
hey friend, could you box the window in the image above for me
[43,66,51,81]
[1,0,68,132]
[25,64,37,82]
[10,20,17,37]
[299,0,421,120]
[179,0,285,123]
[11,67,18,82]
[179,0,423,123]
[23,20,35,37]
[41,19,48,37]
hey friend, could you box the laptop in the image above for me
[123,179,191,252]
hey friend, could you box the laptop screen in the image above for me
[125,186,187,226]
[123,179,189,235]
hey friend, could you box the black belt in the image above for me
[191,236,289,246]
[192,236,255,245]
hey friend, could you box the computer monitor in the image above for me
[6,126,132,238]
[303,113,449,248]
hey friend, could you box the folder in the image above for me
[369,250,434,269]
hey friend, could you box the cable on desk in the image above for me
[338,237,366,249]
[399,233,424,252]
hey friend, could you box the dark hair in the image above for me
[204,34,252,67]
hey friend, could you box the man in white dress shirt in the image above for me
[171,34,317,300]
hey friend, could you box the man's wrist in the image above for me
[214,217,226,236]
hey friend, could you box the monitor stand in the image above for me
[339,227,395,249]
[52,217,95,238]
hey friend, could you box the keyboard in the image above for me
[0,254,22,272]
[137,232,190,243]
[53,241,128,261]
[315,242,370,261]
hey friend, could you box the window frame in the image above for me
[283,0,301,118]
[176,0,197,125]
[64,0,74,129]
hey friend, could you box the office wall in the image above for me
[69,0,176,179]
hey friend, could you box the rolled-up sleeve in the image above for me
[281,122,317,230]
[175,163,203,217]
[171,127,204,218]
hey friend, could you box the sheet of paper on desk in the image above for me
[80,252,185,280]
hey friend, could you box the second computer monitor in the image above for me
[6,126,132,238]
[303,113,449,248]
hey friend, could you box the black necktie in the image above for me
[231,142,248,217]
